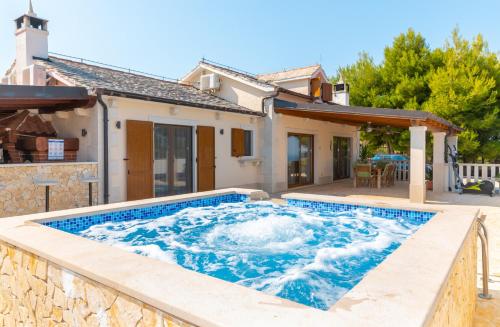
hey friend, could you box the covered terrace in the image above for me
[274,99,462,203]
[0,85,99,216]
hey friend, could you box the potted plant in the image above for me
[425,168,433,190]
[375,160,389,170]
[358,144,370,164]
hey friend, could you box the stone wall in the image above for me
[427,222,477,326]
[0,163,98,218]
[0,240,194,327]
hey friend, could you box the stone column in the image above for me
[432,132,447,193]
[409,126,427,203]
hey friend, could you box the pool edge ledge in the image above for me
[0,189,480,327]
[281,192,478,327]
[0,188,337,327]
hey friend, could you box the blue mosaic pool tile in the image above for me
[43,193,248,234]
[43,193,434,234]
[286,199,435,225]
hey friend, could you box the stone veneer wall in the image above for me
[427,222,477,326]
[0,163,98,218]
[0,241,194,327]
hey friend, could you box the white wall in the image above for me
[50,108,100,163]
[274,79,310,96]
[105,97,264,203]
[265,111,359,193]
[185,70,270,112]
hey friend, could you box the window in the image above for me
[231,128,253,157]
[243,130,253,156]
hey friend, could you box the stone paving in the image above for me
[274,180,500,326]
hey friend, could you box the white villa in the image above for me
[1,5,461,209]
[1,4,498,327]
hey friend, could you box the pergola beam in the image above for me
[0,85,94,112]
[274,99,460,133]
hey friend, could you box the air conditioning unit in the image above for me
[200,73,220,91]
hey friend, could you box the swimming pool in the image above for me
[44,194,435,310]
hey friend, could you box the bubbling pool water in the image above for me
[78,201,421,310]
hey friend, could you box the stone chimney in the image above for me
[332,79,350,106]
[14,0,48,85]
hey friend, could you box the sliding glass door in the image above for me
[288,133,314,187]
[154,124,193,197]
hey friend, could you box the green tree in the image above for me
[424,30,500,163]
[335,28,500,162]
[335,29,432,154]
[379,28,432,110]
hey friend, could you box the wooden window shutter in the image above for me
[231,128,245,157]
[310,78,321,98]
[321,83,333,102]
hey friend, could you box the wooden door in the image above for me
[197,126,215,192]
[126,120,153,201]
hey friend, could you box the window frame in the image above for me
[242,129,253,157]
[231,127,256,159]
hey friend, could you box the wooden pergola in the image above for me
[274,99,462,203]
[0,85,95,163]
[274,99,460,133]
[0,85,95,114]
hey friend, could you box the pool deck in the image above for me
[274,179,500,327]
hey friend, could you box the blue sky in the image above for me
[1,0,499,79]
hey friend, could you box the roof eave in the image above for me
[179,63,202,84]
[274,99,461,133]
[277,87,314,101]
[97,88,266,117]
[197,63,276,92]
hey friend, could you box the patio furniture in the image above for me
[80,175,99,206]
[354,164,376,188]
[381,163,396,187]
[34,177,59,212]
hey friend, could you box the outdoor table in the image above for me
[80,176,99,206]
[34,178,59,212]
[353,167,382,189]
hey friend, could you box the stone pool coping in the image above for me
[0,188,479,326]
[283,193,479,326]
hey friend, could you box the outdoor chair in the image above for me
[354,164,375,187]
[388,164,396,186]
[381,163,395,187]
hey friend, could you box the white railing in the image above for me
[458,163,500,190]
[458,163,500,183]
[392,160,409,182]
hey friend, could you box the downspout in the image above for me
[96,90,110,204]
[261,88,280,115]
